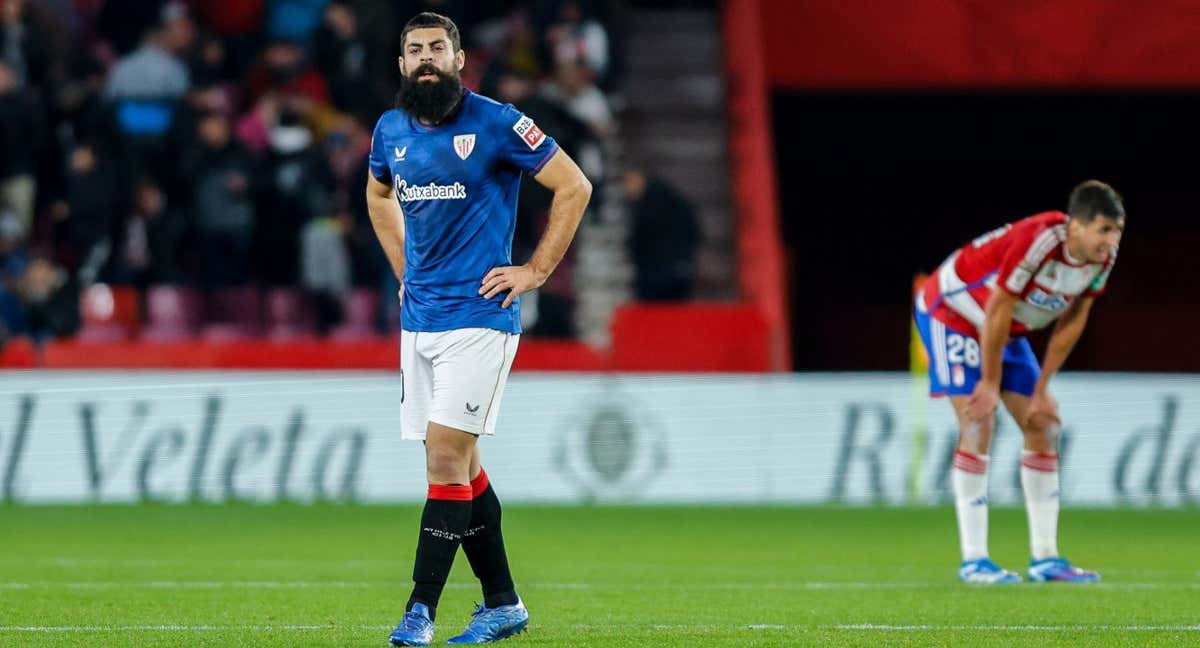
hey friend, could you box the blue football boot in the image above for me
[446,600,529,644]
[958,558,1022,584]
[390,602,435,646]
[1028,557,1100,583]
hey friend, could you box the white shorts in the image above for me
[400,328,520,440]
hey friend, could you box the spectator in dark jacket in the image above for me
[624,167,700,301]
[181,111,257,287]
[313,0,370,113]
[255,110,332,286]
[0,211,28,342]
[55,140,125,277]
[0,62,42,237]
[0,0,52,90]
[108,178,185,286]
[18,255,79,341]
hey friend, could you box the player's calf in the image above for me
[462,468,519,608]
[951,448,991,563]
[1020,447,1060,561]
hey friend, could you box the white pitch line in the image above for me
[522,581,1200,591]
[836,624,1200,632]
[520,582,939,590]
[10,559,1199,582]
[0,580,1198,592]
[0,625,388,633]
[0,581,929,591]
[4,623,1197,634]
[0,624,799,633]
[0,581,371,590]
[1,580,1198,591]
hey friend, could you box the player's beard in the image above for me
[397,64,464,124]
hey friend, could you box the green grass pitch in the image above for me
[1,504,1198,646]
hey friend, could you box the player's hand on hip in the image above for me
[966,380,1000,422]
[480,264,546,308]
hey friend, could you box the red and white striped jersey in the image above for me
[919,211,1115,338]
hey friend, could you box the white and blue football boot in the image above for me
[958,558,1022,584]
[1027,557,1100,583]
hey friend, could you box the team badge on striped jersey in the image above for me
[453,134,476,160]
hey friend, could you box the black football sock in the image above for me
[406,483,473,620]
[462,468,519,608]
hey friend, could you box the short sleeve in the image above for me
[493,103,559,174]
[996,225,1054,297]
[368,115,392,184]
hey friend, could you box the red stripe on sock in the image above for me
[428,484,473,501]
[1022,452,1059,472]
[470,468,490,498]
[953,450,988,474]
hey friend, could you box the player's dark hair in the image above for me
[401,12,461,53]
[1067,180,1125,222]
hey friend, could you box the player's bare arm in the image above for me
[479,148,592,308]
[966,289,1017,421]
[365,172,406,282]
[1024,295,1094,426]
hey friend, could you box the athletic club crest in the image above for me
[453,134,476,160]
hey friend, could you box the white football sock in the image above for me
[952,450,990,562]
[1021,450,1060,561]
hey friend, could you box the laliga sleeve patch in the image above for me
[512,115,546,150]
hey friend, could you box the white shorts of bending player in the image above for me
[399,328,520,440]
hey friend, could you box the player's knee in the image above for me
[426,445,471,482]
[1022,421,1058,452]
[956,420,994,454]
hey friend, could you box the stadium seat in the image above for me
[265,287,317,341]
[329,289,379,342]
[140,285,199,342]
[76,284,139,343]
[200,286,263,341]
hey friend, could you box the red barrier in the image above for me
[34,339,395,369]
[510,339,609,371]
[0,304,773,372]
[15,337,607,371]
[0,337,37,368]
[763,0,1200,88]
[611,304,770,372]
[722,0,791,371]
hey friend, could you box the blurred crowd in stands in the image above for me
[0,0,622,348]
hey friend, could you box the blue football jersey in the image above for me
[368,90,559,333]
